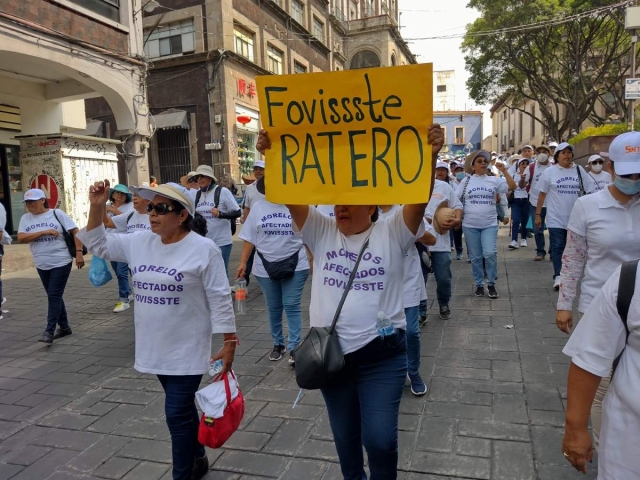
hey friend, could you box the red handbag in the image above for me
[198,372,245,449]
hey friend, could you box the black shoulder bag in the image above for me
[293,236,371,390]
[52,210,87,258]
[612,260,638,378]
[256,249,300,282]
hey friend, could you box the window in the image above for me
[234,27,254,62]
[291,0,304,25]
[144,19,195,59]
[69,0,119,22]
[294,61,307,74]
[437,85,447,93]
[502,110,507,120]
[390,53,396,66]
[271,0,283,6]
[441,126,447,142]
[454,127,464,144]
[518,112,523,142]
[267,45,283,74]
[530,105,536,138]
[313,17,324,39]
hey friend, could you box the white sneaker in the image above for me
[520,239,528,247]
[1,298,6,306]
[553,277,561,291]
[508,240,519,249]
[128,293,134,302]
[113,301,130,313]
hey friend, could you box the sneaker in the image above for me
[269,345,285,361]
[113,301,130,313]
[527,232,534,238]
[38,332,53,344]
[455,253,463,260]
[53,327,72,339]
[1,298,6,305]
[487,285,499,298]
[191,454,209,480]
[508,240,519,249]
[474,286,485,297]
[288,352,295,366]
[534,255,545,261]
[408,373,427,396]
[419,315,428,328]
[128,293,134,302]
[439,305,452,320]
[520,239,528,247]
[553,277,561,291]
[467,257,471,263]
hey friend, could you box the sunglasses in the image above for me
[474,159,489,164]
[189,175,202,182]
[591,160,604,165]
[146,202,177,215]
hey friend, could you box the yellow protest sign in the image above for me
[256,64,434,205]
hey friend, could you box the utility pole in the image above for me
[626,5,640,130]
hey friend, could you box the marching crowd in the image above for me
[7,124,640,479]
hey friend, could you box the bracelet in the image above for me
[535,214,541,216]
[76,249,83,252]
[224,339,238,343]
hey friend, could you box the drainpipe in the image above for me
[206,50,225,171]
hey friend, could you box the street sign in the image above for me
[626,78,640,99]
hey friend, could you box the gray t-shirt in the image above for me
[243,183,265,210]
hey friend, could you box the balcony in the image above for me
[364,4,375,17]
[330,6,349,33]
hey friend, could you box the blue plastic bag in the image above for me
[89,256,113,287]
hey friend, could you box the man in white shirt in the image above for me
[587,155,612,191]
[528,145,553,260]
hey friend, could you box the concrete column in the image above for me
[118,132,151,186]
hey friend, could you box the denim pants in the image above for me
[219,244,232,277]
[451,229,463,254]
[428,251,453,306]
[157,374,205,480]
[548,228,568,279]
[463,226,498,287]
[405,306,420,376]
[255,269,309,351]
[510,198,529,241]
[321,330,407,480]
[529,205,548,257]
[110,261,130,301]
[37,263,72,335]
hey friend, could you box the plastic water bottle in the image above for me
[208,359,223,376]
[376,311,395,337]
[235,278,247,315]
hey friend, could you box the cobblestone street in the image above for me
[0,228,596,480]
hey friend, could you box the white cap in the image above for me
[22,189,46,202]
[554,142,574,157]
[517,157,531,167]
[137,183,195,216]
[253,160,265,169]
[608,131,640,175]
[436,161,449,170]
[588,154,604,164]
[548,141,559,148]
[522,145,533,151]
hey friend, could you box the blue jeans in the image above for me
[219,244,232,277]
[530,205,547,257]
[405,306,420,376]
[428,251,453,306]
[37,263,72,335]
[110,261,130,301]
[255,269,309,351]
[157,374,205,480]
[549,228,568,279]
[511,198,529,241]
[321,330,407,480]
[451,228,463,254]
[463,226,498,287]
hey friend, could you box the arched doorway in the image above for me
[349,49,381,69]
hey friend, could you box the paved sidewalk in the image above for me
[0,228,596,480]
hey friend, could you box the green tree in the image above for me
[463,0,632,142]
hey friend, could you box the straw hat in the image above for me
[464,151,491,175]
[432,201,456,235]
[136,183,195,216]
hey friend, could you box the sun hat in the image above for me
[194,165,217,182]
[607,131,640,175]
[253,160,265,169]
[517,157,531,167]
[436,161,449,170]
[536,145,551,154]
[129,182,150,195]
[109,184,132,202]
[22,189,46,202]
[137,183,195,216]
[464,151,491,174]
[588,154,604,164]
[553,142,574,160]
[432,201,456,235]
[508,154,522,165]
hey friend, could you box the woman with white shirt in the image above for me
[104,185,151,234]
[535,143,597,290]
[509,157,531,249]
[587,154,612,191]
[237,177,310,364]
[255,124,443,479]
[106,184,134,313]
[79,181,236,480]
[456,151,516,298]
[556,131,640,451]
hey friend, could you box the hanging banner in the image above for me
[256,64,434,205]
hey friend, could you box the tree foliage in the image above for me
[463,0,633,142]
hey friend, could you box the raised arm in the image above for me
[495,162,517,190]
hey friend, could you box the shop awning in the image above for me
[154,109,189,130]
[75,121,104,137]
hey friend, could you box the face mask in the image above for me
[614,177,640,195]
[590,163,603,173]
[536,153,549,164]
[456,172,466,180]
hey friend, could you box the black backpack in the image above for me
[612,260,638,377]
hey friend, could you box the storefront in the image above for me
[235,105,260,179]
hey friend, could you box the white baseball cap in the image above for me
[436,161,449,170]
[548,142,559,148]
[22,189,46,202]
[588,155,604,164]
[608,131,640,175]
[253,160,265,169]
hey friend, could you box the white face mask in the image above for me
[591,163,603,173]
[536,153,549,164]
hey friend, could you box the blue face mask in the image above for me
[614,177,640,195]
[455,172,466,180]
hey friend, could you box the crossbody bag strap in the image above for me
[612,259,638,377]
[576,165,586,195]
[51,209,68,234]
[461,176,471,208]
[329,232,372,334]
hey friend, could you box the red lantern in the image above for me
[237,115,251,125]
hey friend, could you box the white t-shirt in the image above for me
[195,186,240,247]
[0,203,11,245]
[301,206,424,354]
[77,226,235,376]
[567,188,640,312]
[242,183,265,210]
[111,210,151,234]
[455,175,508,229]
[239,200,310,278]
[19,209,77,270]
[590,171,613,191]
[537,164,597,229]
[316,205,335,217]
[378,206,428,308]
[528,162,551,207]
[513,171,530,199]
[563,265,640,479]
[425,180,463,252]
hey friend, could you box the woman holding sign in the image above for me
[256,124,443,480]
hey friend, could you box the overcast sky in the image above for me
[399,0,493,137]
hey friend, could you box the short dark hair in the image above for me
[110,191,131,204]
[371,208,379,223]
[43,199,49,208]
[170,200,207,236]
